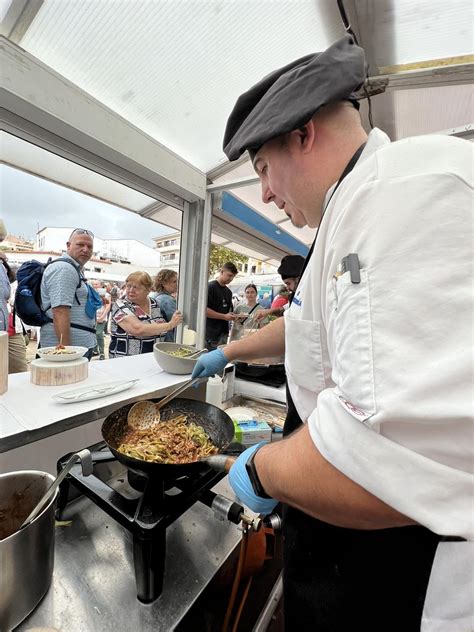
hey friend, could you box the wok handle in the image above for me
[204,454,236,473]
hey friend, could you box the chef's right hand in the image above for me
[191,348,228,378]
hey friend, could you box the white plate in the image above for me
[38,346,89,362]
[225,406,257,422]
[52,379,139,403]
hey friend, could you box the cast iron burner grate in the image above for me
[56,442,225,603]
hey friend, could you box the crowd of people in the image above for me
[0,218,289,372]
[0,225,185,370]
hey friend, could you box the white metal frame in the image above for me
[0,36,206,206]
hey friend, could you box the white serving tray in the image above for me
[52,379,139,404]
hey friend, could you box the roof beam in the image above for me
[365,63,474,93]
[0,0,44,43]
[207,175,259,193]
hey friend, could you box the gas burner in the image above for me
[56,442,227,603]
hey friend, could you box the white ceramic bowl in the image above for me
[37,346,89,362]
[153,342,207,375]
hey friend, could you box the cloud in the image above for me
[1,164,173,245]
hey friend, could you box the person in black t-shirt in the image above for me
[206,261,238,350]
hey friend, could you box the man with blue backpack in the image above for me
[15,228,99,360]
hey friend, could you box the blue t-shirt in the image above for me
[156,292,176,342]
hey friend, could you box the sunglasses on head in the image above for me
[70,228,94,239]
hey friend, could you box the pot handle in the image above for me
[20,449,92,530]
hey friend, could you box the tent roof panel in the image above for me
[353,0,473,71]
[1,131,155,211]
[20,0,344,172]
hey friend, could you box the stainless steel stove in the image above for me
[15,443,249,632]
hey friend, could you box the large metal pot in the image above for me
[0,470,58,631]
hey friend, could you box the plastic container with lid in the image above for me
[206,376,224,408]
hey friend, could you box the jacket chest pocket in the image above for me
[285,317,326,395]
[333,270,376,421]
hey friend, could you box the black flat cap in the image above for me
[223,35,366,161]
[277,255,305,280]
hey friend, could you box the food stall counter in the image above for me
[0,353,204,455]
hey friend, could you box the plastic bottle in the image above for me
[206,376,224,408]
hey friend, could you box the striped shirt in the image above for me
[109,297,165,357]
[40,255,96,349]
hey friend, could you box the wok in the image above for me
[101,397,235,478]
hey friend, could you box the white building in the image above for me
[153,231,278,277]
[34,227,162,281]
[37,227,161,266]
[153,231,180,273]
[237,258,277,276]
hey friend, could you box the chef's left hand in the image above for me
[228,443,278,515]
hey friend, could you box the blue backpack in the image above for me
[14,257,87,328]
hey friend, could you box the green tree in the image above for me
[208,244,247,277]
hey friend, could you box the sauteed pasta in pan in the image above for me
[102,397,235,478]
[117,414,219,464]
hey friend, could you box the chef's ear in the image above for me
[291,120,316,154]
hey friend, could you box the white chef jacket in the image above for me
[285,128,473,631]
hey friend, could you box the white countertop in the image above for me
[0,354,200,452]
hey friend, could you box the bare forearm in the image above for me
[125,320,175,337]
[207,308,229,320]
[52,306,71,345]
[224,316,285,362]
[256,424,415,530]
[259,307,284,318]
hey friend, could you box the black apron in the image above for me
[282,145,441,630]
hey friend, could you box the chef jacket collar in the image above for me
[322,128,390,207]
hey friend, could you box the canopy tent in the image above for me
[1,0,472,342]
[1,1,472,253]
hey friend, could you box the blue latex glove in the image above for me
[191,348,228,379]
[228,443,278,515]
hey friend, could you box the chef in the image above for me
[193,35,473,631]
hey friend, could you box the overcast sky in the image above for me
[1,165,172,246]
